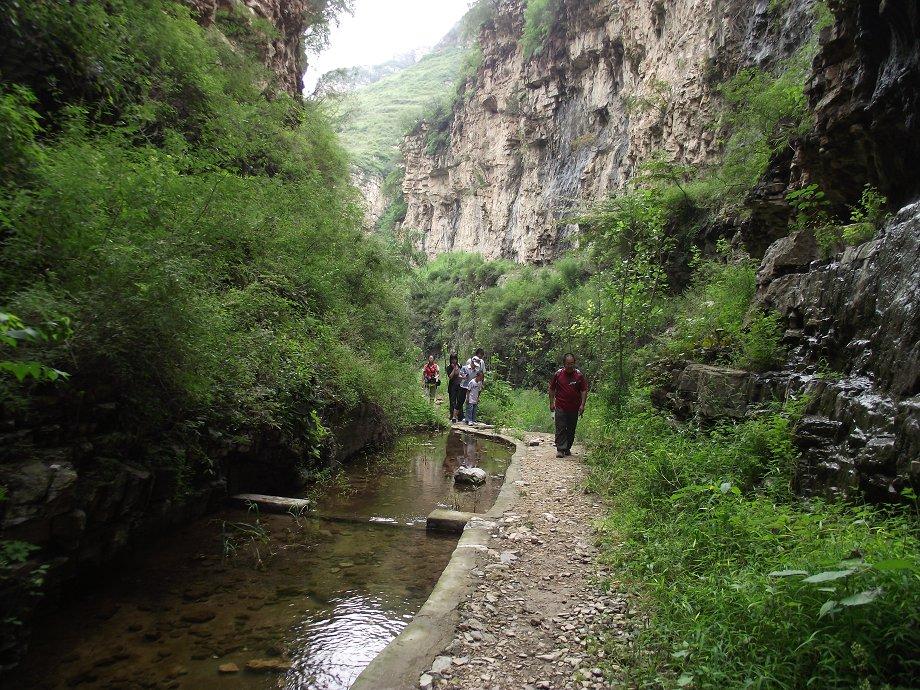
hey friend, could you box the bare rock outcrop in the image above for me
[186,0,320,95]
[401,0,816,262]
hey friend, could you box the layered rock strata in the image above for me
[401,0,816,262]
[186,0,318,95]
[655,203,920,501]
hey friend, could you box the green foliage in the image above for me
[586,396,920,688]
[0,312,71,383]
[713,53,811,209]
[792,183,890,252]
[476,376,552,433]
[0,0,426,485]
[662,255,785,371]
[410,253,585,387]
[0,86,43,183]
[459,0,496,39]
[333,46,466,176]
[521,0,558,59]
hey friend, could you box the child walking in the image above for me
[464,371,484,424]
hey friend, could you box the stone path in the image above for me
[418,432,633,690]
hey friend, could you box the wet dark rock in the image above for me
[657,203,919,502]
[800,0,920,210]
[675,364,752,420]
[180,608,216,624]
[756,230,818,288]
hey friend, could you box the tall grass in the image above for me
[586,394,920,689]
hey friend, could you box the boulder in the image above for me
[676,364,752,420]
[454,467,487,486]
[756,229,817,290]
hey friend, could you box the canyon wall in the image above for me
[187,0,319,95]
[400,0,816,262]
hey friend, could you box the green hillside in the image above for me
[336,45,465,176]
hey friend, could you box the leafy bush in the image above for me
[587,396,920,688]
[521,0,558,58]
[0,0,428,484]
[792,183,890,252]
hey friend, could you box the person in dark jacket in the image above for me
[548,353,588,458]
[445,353,462,422]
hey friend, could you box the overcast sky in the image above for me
[303,0,470,92]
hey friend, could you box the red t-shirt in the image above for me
[550,368,588,412]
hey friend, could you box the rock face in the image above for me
[400,0,815,262]
[352,169,388,230]
[185,0,319,95]
[800,0,920,209]
[759,202,920,499]
[656,203,920,501]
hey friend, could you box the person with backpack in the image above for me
[548,353,588,458]
[423,355,440,403]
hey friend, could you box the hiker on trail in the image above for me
[423,355,440,403]
[446,353,462,423]
[549,353,588,458]
[465,348,486,376]
[456,356,475,423]
[465,370,485,424]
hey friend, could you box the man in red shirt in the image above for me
[548,353,588,458]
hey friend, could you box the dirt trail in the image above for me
[418,431,632,690]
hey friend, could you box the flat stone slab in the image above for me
[230,493,310,514]
[426,509,477,533]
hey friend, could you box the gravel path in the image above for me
[418,432,633,690]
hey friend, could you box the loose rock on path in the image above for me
[420,431,633,690]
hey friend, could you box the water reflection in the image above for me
[8,431,512,690]
[287,593,405,689]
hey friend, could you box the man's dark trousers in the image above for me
[554,410,578,453]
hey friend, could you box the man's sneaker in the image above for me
[564,450,572,456]
[556,451,565,458]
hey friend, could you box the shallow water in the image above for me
[8,430,512,690]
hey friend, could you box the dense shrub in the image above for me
[0,0,433,482]
[586,393,920,689]
[410,252,586,387]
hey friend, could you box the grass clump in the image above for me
[477,380,552,433]
[663,251,785,371]
[521,0,559,58]
[587,394,920,688]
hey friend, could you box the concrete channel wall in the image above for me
[352,428,524,690]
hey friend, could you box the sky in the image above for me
[303,0,471,92]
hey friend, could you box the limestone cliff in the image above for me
[400,0,816,262]
[187,0,322,95]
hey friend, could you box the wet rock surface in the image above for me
[656,203,920,501]
[421,433,632,690]
[801,0,920,209]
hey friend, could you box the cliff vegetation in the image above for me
[407,1,919,686]
[0,0,438,663]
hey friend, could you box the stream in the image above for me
[8,430,512,690]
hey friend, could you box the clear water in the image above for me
[8,430,512,690]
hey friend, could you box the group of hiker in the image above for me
[423,350,588,459]
[423,348,487,424]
